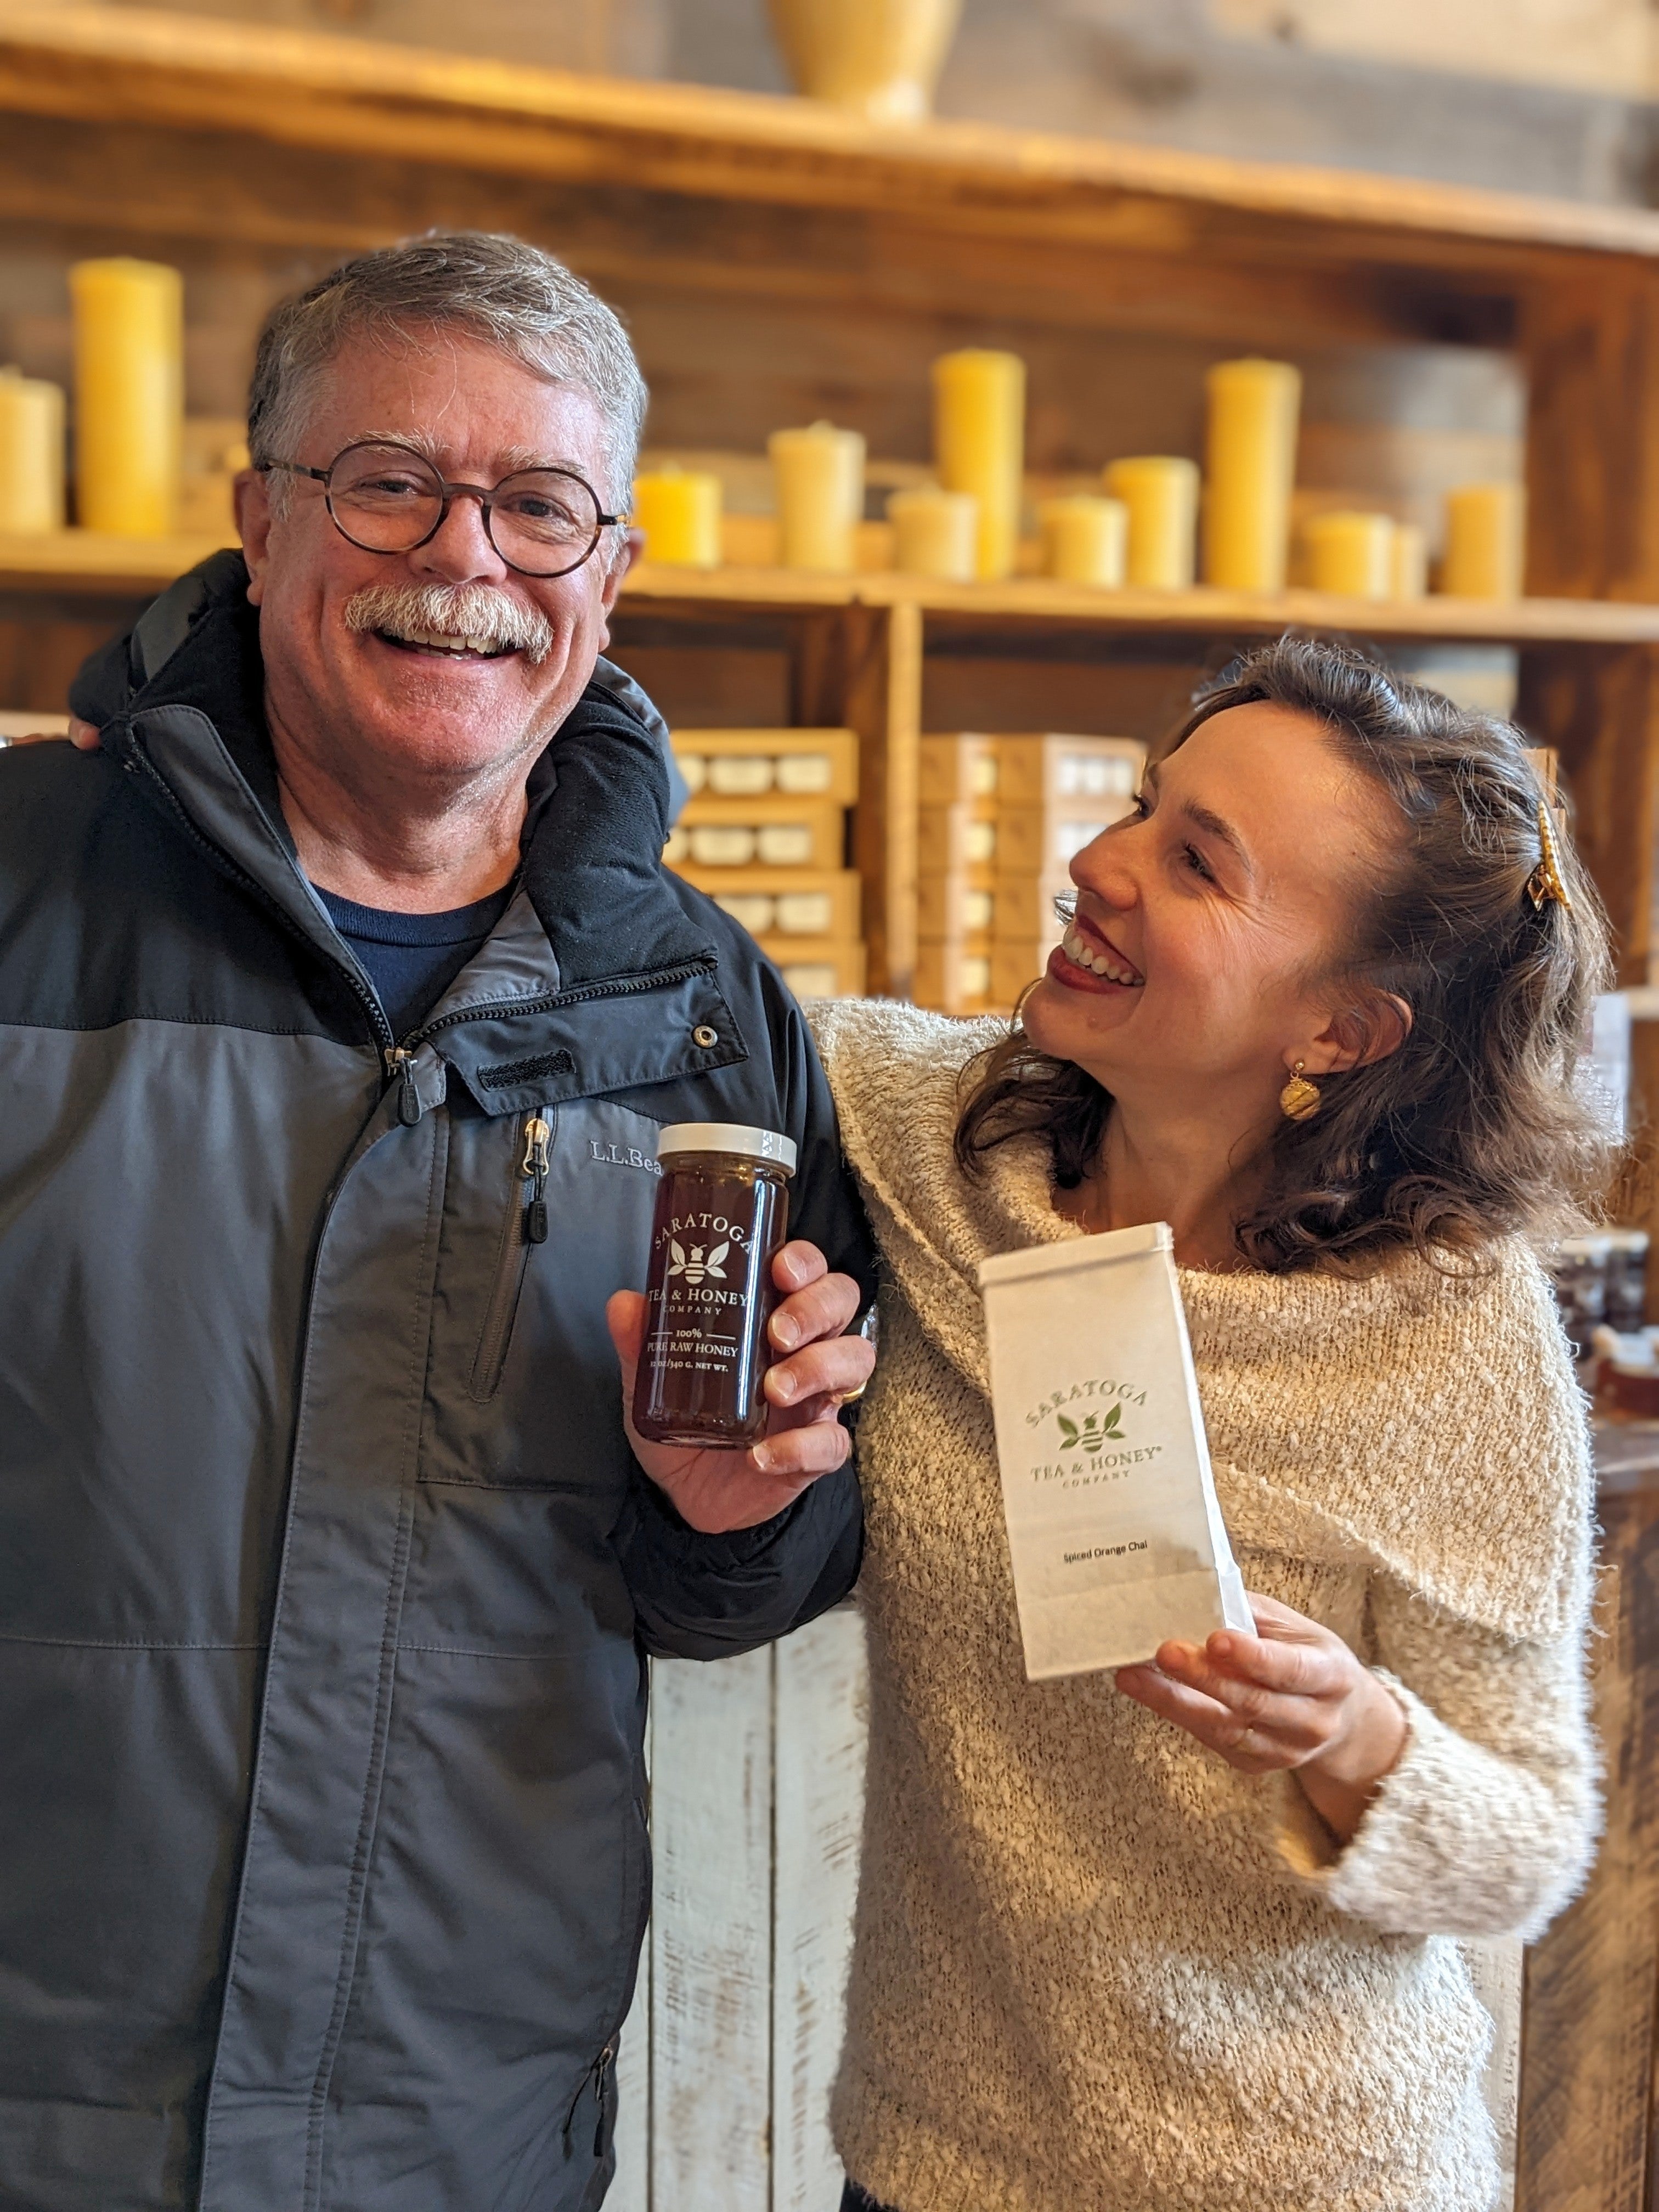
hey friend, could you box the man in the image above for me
[0,231,874,2211]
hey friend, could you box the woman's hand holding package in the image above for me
[606,1239,874,1535]
[1116,1593,1409,1843]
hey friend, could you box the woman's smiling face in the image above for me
[1023,700,1395,1116]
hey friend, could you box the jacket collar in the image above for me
[99,554,719,979]
[94,554,737,1094]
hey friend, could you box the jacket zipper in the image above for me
[561,2036,619,2160]
[469,1108,553,1401]
[388,959,718,1128]
[402,956,718,1049]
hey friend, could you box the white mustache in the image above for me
[343,582,556,665]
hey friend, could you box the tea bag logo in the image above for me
[1057,1406,1124,1453]
[668,1238,730,1287]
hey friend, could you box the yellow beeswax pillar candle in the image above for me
[70,258,184,537]
[1103,455,1199,589]
[630,464,723,567]
[1038,494,1127,586]
[932,348,1025,580]
[769,421,865,572]
[1202,357,1301,591]
[1305,510,1395,598]
[0,368,65,533]
[888,486,977,579]
[1391,521,1428,600]
[1441,483,1526,599]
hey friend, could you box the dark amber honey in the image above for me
[632,1125,797,1449]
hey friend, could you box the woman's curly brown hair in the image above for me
[954,635,1617,1274]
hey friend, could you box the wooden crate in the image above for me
[672,864,862,945]
[669,794,847,872]
[672,727,860,808]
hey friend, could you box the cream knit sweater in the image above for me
[809,998,1599,2212]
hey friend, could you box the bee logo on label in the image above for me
[1057,1406,1124,1452]
[667,1239,730,1288]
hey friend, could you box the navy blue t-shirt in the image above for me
[317,883,515,1041]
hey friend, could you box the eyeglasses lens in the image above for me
[328,445,446,552]
[326,444,600,573]
[489,472,601,568]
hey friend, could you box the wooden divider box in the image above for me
[758,939,868,998]
[672,728,860,808]
[915,940,996,1016]
[668,794,848,872]
[919,732,1144,810]
[672,865,864,945]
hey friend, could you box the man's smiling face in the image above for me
[238,328,630,795]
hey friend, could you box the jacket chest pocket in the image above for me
[469,1106,554,1402]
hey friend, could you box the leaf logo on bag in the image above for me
[666,1239,731,1287]
[1056,1406,1124,1453]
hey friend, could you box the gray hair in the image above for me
[247,230,647,522]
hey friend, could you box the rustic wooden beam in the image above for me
[1517,1453,1659,2212]
[791,603,922,1001]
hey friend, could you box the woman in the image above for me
[807,640,1607,2212]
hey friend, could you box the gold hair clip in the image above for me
[1527,799,1572,913]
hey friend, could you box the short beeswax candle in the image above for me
[0,368,65,533]
[769,421,865,572]
[1305,510,1395,599]
[888,485,977,580]
[1103,456,1199,589]
[631,464,723,568]
[1202,357,1301,592]
[1391,521,1428,600]
[1038,494,1127,586]
[1442,483,1525,600]
[70,258,184,537]
[932,348,1025,580]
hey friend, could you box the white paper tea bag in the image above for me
[978,1222,1252,1680]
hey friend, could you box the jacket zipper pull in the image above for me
[385,1046,422,1127]
[561,2036,617,2159]
[593,2039,617,2157]
[521,1114,552,1245]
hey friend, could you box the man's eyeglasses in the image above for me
[258,439,623,580]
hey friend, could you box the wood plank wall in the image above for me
[617,1607,868,2211]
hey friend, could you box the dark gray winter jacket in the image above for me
[0,555,871,2212]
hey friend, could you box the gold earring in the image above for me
[1279,1060,1321,1122]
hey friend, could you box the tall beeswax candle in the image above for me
[1305,510,1394,599]
[1202,358,1301,591]
[769,421,865,572]
[888,485,977,579]
[0,369,65,533]
[70,258,183,537]
[1442,483,1525,599]
[1039,494,1126,586]
[631,464,722,567]
[932,348,1024,580]
[1103,456,1198,589]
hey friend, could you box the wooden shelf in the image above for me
[4,2,1659,273]
[624,563,1659,647]
[0,529,238,599]
[10,534,1659,649]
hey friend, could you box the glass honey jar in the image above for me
[632,1122,798,1448]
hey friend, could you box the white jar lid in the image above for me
[657,1121,798,1173]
